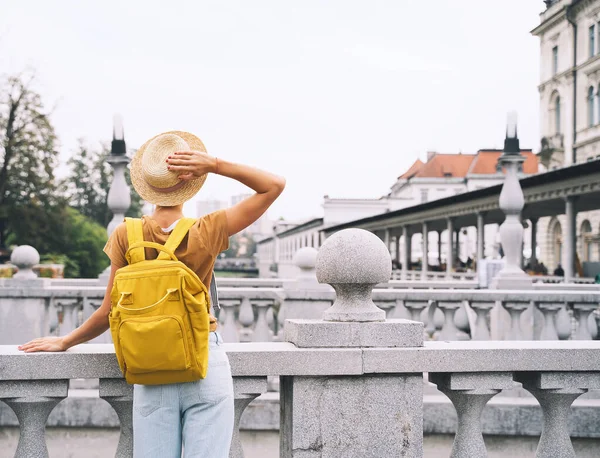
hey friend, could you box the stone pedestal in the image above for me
[281,228,424,457]
[281,372,423,458]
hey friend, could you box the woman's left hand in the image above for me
[166,151,218,181]
[18,336,67,353]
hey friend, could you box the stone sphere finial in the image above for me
[316,229,391,322]
[11,245,40,279]
[293,247,318,279]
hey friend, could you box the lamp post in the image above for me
[99,115,131,285]
[490,112,533,289]
[106,114,131,237]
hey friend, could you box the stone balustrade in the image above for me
[2,284,600,345]
[2,341,600,457]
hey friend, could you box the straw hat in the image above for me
[130,131,208,206]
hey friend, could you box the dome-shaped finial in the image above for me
[11,245,40,279]
[293,247,318,280]
[316,229,391,322]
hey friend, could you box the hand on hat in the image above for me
[166,151,218,181]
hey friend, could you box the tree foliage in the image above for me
[63,141,143,227]
[0,72,142,277]
[0,72,61,249]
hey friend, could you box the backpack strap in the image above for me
[125,218,145,264]
[209,271,220,309]
[158,217,197,260]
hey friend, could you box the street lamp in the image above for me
[106,114,131,237]
[490,112,532,289]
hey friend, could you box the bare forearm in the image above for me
[63,308,110,348]
[214,158,285,194]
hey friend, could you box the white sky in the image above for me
[1,0,543,222]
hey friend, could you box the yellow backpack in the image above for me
[108,217,211,385]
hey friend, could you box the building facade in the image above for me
[257,150,538,278]
[533,0,600,272]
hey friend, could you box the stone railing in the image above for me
[2,281,599,346]
[2,228,600,457]
[2,341,600,457]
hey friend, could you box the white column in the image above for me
[384,228,391,254]
[402,226,410,279]
[446,218,454,275]
[530,218,538,265]
[395,232,401,267]
[476,213,485,263]
[422,222,429,277]
[564,197,577,282]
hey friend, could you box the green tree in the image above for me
[64,141,143,227]
[0,72,61,249]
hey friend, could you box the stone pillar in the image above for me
[564,197,577,282]
[395,232,401,268]
[477,213,485,263]
[283,229,423,457]
[383,228,391,254]
[490,115,532,290]
[422,222,429,277]
[530,218,538,265]
[100,116,131,283]
[437,230,443,266]
[446,218,454,275]
[402,226,410,279]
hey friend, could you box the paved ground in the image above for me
[1,428,599,457]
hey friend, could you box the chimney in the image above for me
[426,151,436,162]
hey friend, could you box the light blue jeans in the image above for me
[132,332,234,457]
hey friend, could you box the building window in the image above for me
[588,86,595,127]
[552,46,558,75]
[420,189,429,203]
[555,95,561,133]
[590,25,596,58]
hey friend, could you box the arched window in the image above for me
[555,95,561,133]
[590,87,596,124]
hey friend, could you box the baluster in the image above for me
[404,300,429,323]
[501,301,530,340]
[251,300,273,342]
[436,301,462,341]
[515,372,600,458]
[572,303,597,340]
[266,305,275,336]
[388,299,411,320]
[536,302,563,340]
[56,298,81,335]
[430,372,515,458]
[238,297,255,342]
[220,299,241,343]
[230,377,268,458]
[276,299,286,340]
[374,299,397,319]
[99,378,133,458]
[469,301,494,341]
[0,380,68,458]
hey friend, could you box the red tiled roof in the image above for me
[399,150,538,179]
[399,159,424,179]
[406,154,476,178]
[469,150,538,174]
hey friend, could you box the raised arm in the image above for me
[167,152,285,236]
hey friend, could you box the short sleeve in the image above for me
[198,210,230,257]
[103,222,128,268]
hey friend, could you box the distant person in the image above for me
[554,264,565,277]
[18,131,285,457]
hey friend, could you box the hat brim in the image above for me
[130,130,208,206]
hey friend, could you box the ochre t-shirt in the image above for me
[103,209,229,295]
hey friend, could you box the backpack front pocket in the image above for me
[118,315,191,375]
